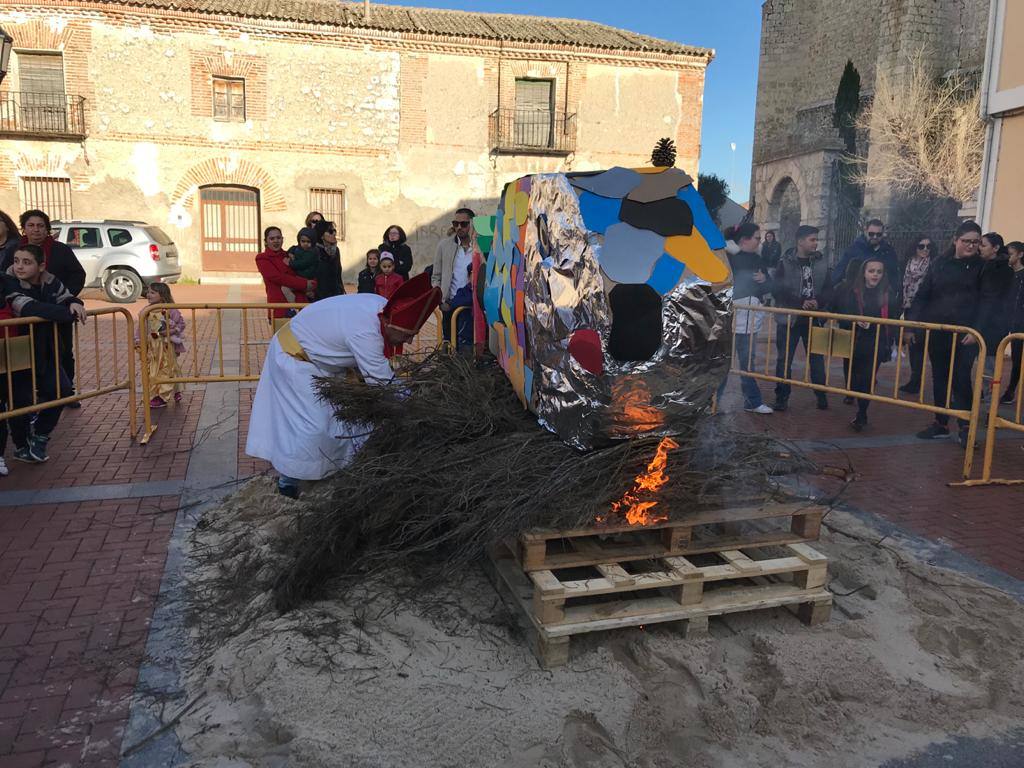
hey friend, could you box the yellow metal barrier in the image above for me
[448,306,468,352]
[728,304,987,479]
[0,307,136,437]
[956,332,1024,487]
[138,302,445,443]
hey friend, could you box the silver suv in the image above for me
[50,220,181,303]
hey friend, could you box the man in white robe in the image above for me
[246,273,441,497]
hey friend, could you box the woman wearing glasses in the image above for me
[898,236,936,393]
[378,224,414,281]
[907,221,985,445]
[312,219,345,300]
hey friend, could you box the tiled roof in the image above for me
[92,0,712,57]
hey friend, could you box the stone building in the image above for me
[752,0,990,254]
[0,1,712,282]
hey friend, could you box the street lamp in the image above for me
[0,27,12,85]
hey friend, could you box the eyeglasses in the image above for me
[867,231,884,239]
[452,220,471,228]
[917,243,930,250]
[959,238,981,246]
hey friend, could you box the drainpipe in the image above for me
[364,0,370,22]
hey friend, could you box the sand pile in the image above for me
[175,477,1024,768]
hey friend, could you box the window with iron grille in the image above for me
[514,79,554,148]
[213,76,245,122]
[19,176,73,222]
[308,188,346,241]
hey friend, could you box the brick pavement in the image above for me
[0,285,1022,767]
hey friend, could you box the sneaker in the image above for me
[12,446,38,464]
[849,418,866,433]
[843,396,855,405]
[173,392,183,404]
[744,404,774,415]
[1001,390,1017,405]
[66,400,82,409]
[916,423,951,440]
[0,457,8,476]
[149,396,167,409]
[28,436,49,463]
[771,400,788,412]
[816,397,829,411]
[899,381,921,394]
[277,482,299,500]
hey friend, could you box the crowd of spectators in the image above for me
[724,217,1024,446]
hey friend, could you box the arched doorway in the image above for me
[771,178,802,251]
[199,185,261,272]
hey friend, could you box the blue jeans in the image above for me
[734,333,764,408]
[278,475,299,489]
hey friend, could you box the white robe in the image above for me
[245,294,394,480]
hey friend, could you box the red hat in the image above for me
[381,272,442,334]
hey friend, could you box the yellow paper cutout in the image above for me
[664,232,731,284]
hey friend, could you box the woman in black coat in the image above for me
[312,220,344,300]
[378,224,413,280]
[831,257,894,432]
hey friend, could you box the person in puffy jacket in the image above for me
[374,253,405,300]
[312,220,344,300]
[357,249,381,294]
[907,221,984,444]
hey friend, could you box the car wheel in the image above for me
[104,269,143,303]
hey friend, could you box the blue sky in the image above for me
[392,0,763,202]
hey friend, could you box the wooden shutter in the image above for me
[213,77,245,122]
[514,79,553,147]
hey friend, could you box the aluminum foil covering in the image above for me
[484,169,733,450]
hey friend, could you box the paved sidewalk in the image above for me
[0,285,1021,768]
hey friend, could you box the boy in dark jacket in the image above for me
[907,222,984,444]
[770,224,831,411]
[4,243,86,463]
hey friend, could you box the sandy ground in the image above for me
[174,478,1024,768]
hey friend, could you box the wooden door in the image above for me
[199,186,260,272]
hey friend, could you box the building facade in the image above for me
[751,0,990,253]
[0,1,712,281]
[979,0,1023,233]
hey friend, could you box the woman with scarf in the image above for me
[313,219,345,300]
[832,257,893,432]
[898,235,937,393]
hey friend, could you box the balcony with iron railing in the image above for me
[489,108,577,156]
[0,91,87,140]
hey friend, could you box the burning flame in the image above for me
[603,437,679,526]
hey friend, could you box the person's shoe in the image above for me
[0,457,9,476]
[899,381,921,394]
[28,436,49,463]
[1001,390,1017,405]
[957,428,974,449]
[66,400,82,409]
[174,392,183,404]
[816,397,829,411]
[149,396,166,409]
[843,396,855,405]
[849,418,866,433]
[771,400,788,412]
[12,446,38,464]
[744,404,774,415]
[277,482,299,500]
[916,423,951,440]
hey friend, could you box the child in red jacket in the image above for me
[374,253,405,301]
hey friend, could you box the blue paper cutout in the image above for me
[577,191,622,235]
[647,253,687,294]
[676,186,727,249]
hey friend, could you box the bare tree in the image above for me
[851,51,986,206]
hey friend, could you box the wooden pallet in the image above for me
[487,541,832,669]
[516,502,826,573]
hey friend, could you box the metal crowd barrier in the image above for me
[137,302,444,444]
[957,332,1024,487]
[726,304,987,479]
[0,307,136,435]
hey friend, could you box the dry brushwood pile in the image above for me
[263,352,842,613]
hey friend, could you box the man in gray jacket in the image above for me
[432,207,475,344]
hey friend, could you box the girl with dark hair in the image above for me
[898,235,937,392]
[832,258,892,431]
[357,249,381,294]
[978,231,1014,365]
[907,221,985,444]
[0,209,19,269]
[1002,241,1024,404]
[378,224,413,280]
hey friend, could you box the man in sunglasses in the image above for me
[831,218,899,294]
[432,207,476,346]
